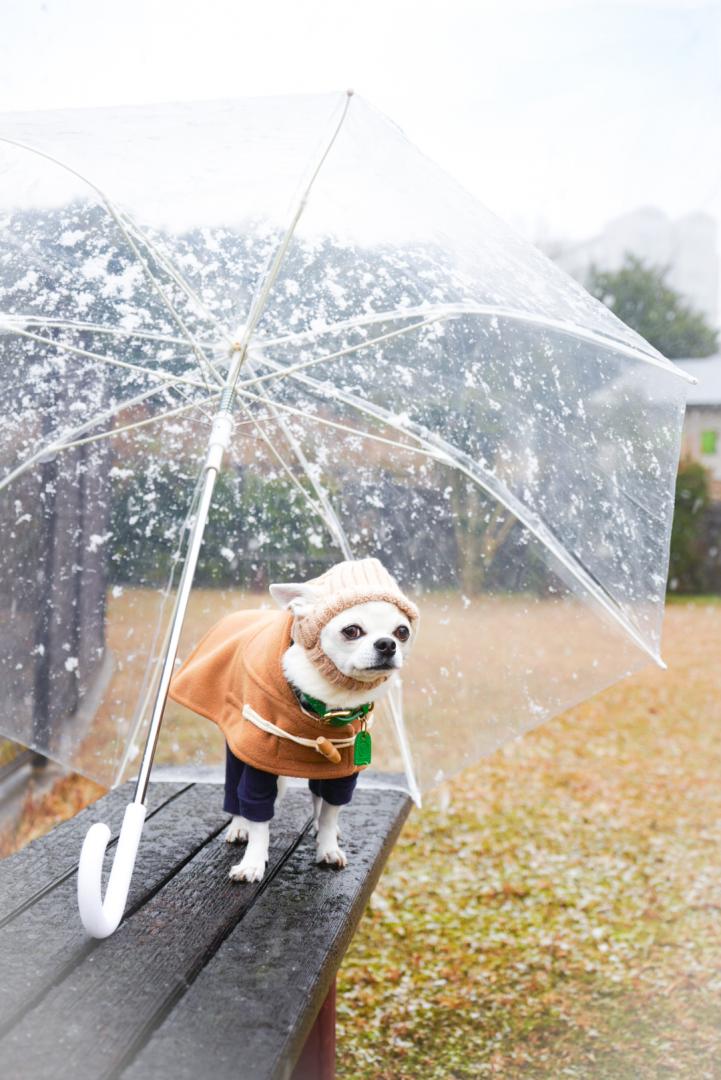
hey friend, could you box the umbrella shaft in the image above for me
[132,416,231,804]
[219,339,249,413]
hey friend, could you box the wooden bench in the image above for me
[0,780,411,1079]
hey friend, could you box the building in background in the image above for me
[555,208,719,329]
[675,355,721,500]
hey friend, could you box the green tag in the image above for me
[354,729,372,767]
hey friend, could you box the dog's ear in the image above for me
[269,582,319,618]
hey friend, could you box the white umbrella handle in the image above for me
[77,802,147,938]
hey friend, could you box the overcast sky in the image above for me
[2,0,720,251]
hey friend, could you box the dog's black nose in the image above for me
[374,637,396,656]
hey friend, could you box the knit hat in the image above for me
[285,558,419,692]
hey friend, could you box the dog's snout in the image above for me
[374,636,396,656]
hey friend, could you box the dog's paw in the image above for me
[316,843,348,869]
[229,856,266,883]
[225,818,249,844]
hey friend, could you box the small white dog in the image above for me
[169,557,419,884]
[224,564,418,883]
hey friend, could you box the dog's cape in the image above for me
[168,609,365,778]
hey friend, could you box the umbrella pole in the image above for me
[78,351,242,938]
[129,345,252,797]
[132,409,232,804]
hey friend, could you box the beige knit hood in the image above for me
[286,557,420,692]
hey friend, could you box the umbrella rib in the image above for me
[55,393,279,458]
[234,385,445,461]
[237,403,326,522]
[0,315,200,348]
[243,378,421,804]
[0,382,199,490]
[252,365,666,668]
[265,407,353,560]
[249,322,670,527]
[50,392,222,451]
[231,91,354,362]
[256,301,695,384]
[117,213,235,351]
[2,324,208,388]
[92,216,222,391]
[0,134,224,389]
[243,355,353,558]
[240,315,443,392]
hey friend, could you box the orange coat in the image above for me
[168,608,365,779]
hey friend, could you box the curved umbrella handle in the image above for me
[77,802,147,938]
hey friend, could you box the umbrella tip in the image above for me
[346,88,355,97]
[655,654,668,671]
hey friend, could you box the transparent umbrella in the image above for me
[0,92,690,936]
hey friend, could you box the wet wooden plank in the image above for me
[122,788,411,1080]
[0,789,312,1080]
[0,782,225,1036]
[0,781,187,926]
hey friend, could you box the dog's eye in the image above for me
[394,625,410,642]
[341,624,364,640]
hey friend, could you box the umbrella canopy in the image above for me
[0,92,690,804]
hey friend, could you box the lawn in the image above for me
[337,599,721,1078]
[1,600,720,1077]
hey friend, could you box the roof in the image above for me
[674,356,721,405]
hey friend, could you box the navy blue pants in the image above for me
[223,743,358,823]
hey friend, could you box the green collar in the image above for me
[292,686,373,727]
